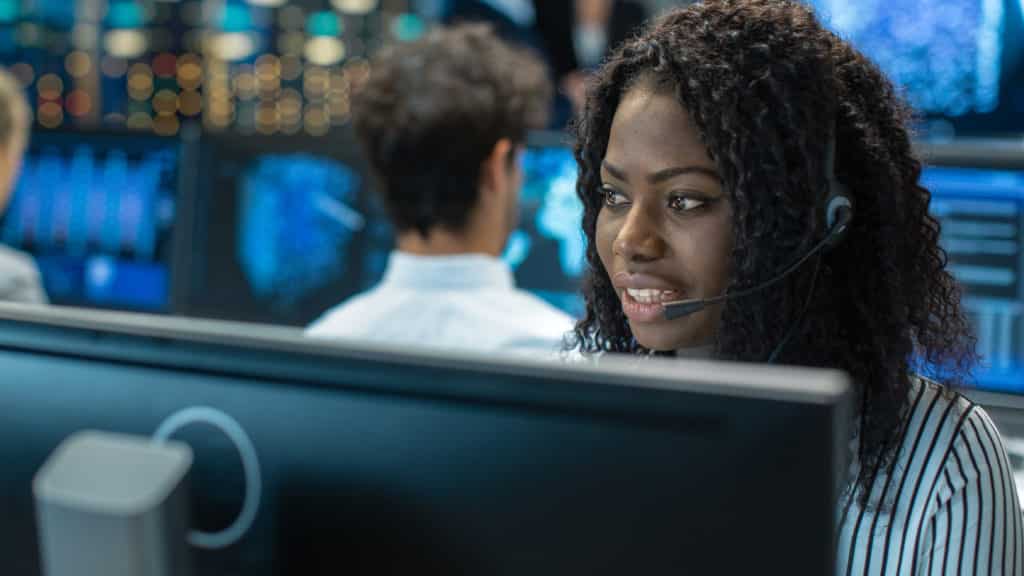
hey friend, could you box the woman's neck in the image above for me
[674,345,715,359]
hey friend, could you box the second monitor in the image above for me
[183,130,586,326]
[1,129,183,311]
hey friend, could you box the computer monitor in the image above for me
[809,0,1024,137]
[184,130,586,326]
[918,141,1024,394]
[0,304,852,575]
[503,131,586,316]
[0,129,185,311]
[181,130,390,326]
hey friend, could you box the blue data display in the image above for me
[237,154,364,308]
[0,135,177,310]
[924,166,1024,392]
[809,0,1008,118]
[503,145,586,316]
[230,144,587,320]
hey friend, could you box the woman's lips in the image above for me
[620,287,682,323]
[612,272,687,323]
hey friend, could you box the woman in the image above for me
[569,1,1023,574]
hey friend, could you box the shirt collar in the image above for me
[381,251,515,291]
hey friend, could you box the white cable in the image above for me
[153,406,262,550]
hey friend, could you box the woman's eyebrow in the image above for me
[601,160,719,184]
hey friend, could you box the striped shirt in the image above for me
[837,379,1024,575]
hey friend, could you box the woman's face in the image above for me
[596,87,733,351]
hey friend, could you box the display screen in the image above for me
[809,0,1024,136]
[503,141,586,316]
[184,131,391,326]
[0,130,179,310]
[924,165,1024,392]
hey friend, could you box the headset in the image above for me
[660,118,853,361]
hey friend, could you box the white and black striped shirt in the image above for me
[837,379,1024,575]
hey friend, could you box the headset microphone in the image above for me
[661,128,853,321]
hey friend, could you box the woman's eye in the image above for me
[602,186,628,207]
[668,195,707,212]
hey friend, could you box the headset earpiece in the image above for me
[821,122,853,248]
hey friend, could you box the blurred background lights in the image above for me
[65,90,92,118]
[0,0,17,23]
[106,1,145,29]
[36,74,64,101]
[307,11,342,37]
[9,63,34,87]
[304,37,346,66]
[104,29,148,59]
[391,13,425,42]
[331,0,379,15]
[209,32,256,61]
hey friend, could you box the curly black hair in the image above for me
[352,24,551,237]
[569,0,977,502]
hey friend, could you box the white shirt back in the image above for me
[306,252,574,355]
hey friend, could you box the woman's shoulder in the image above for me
[842,376,1003,514]
[899,376,1010,489]
[900,376,981,455]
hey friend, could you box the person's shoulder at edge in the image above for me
[900,375,1017,507]
[910,374,986,432]
[496,286,576,355]
[304,286,389,338]
[507,286,574,325]
[0,244,47,304]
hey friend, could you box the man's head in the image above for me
[0,68,29,214]
[352,24,552,255]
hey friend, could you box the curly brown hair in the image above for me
[569,0,977,501]
[352,24,551,237]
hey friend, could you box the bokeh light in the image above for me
[65,90,93,117]
[304,37,346,66]
[64,51,93,79]
[330,0,378,15]
[104,29,148,59]
[101,56,128,78]
[178,90,202,116]
[153,89,178,115]
[37,102,63,128]
[9,62,34,87]
[36,74,64,101]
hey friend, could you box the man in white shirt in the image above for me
[0,68,46,304]
[307,24,573,354]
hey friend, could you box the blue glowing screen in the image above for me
[0,132,177,310]
[808,0,1023,132]
[237,154,364,309]
[206,139,586,325]
[189,134,388,327]
[924,166,1024,392]
[502,145,586,316]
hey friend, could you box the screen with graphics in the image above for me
[924,166,1024,392]
[0,130,179,310]
[183,132,391,326]
[808,0,1024,136]
[502,140,586,317]
[186,131,586,325]
[236,154,366,308]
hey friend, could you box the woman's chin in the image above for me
[632,326,696,353]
